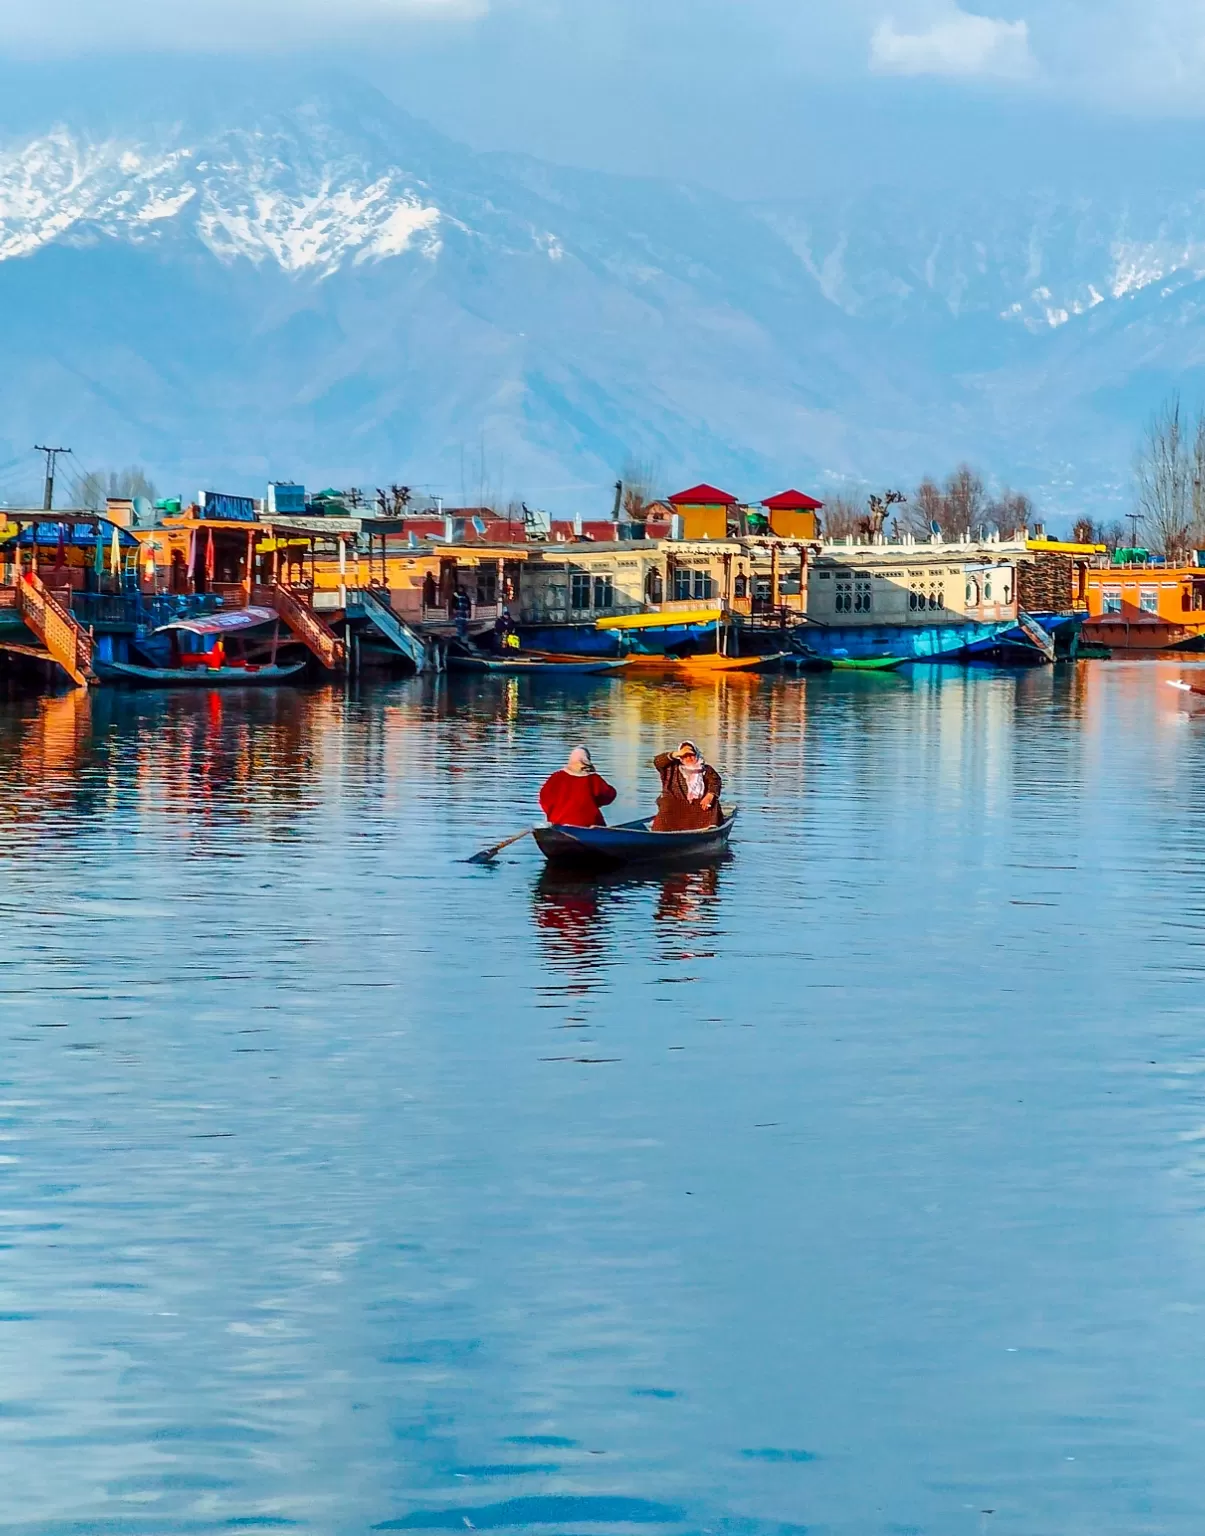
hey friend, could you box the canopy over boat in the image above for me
[153,606,278,636]
[595,608,721,631]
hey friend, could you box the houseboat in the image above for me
[1081,560,1205,652]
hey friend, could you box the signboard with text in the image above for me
[199,490,257,523]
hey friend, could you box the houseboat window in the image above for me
[733,573,748,598]
[778,576,800,596]
[983,577,992,600]
[816,570,832,579]
[672,568,692,602]
[593,575,614,609]
[1140,587,1158,613]
[476,568,498,606]
[1183,590,1192,611]
[1103,587,1122,613]
[965,580,977,604]
[910,588,924,610]
[645,569,664,603]
[570,572,591,609]
[854,581,872,612]
[835,583,853,613]
[692,570,714,600]
[928,590,941,609]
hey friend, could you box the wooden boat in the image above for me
[534,810,737,866]
[621,651,790,675]
[830,655,908,672]
[95,659,307,686]
[448,652,627,676]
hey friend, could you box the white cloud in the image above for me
[870,7,1034,78]
[0,0,482,52]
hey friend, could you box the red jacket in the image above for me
[539,769,617,828]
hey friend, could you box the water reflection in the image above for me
[8,662,1205,1533]
[532,859,727,987]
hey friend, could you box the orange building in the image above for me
[1083,563,1205,651]
[761,489,823,540]
[667,484,738,540]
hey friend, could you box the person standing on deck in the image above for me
[539,747,617,828]
[651,742,722,831]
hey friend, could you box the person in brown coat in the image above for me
[652,741,723,831]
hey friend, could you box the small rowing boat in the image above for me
[830,655,908,672]
[95,659,307,686]
[448,653,627,676]
[620,652,790,675]
[533,810,737,866]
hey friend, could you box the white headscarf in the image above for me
[565,745,595,777]
[677,741,707,801]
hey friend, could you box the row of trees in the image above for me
[1130,397,1205,558]
[77,465,158,510]
[819,396,1205,558]
[822,468,1036,541]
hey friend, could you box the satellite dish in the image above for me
[132,496,153,526]
[472,516,487,536]
[930,519,941,536]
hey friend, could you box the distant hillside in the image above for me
[0,72,1202,519]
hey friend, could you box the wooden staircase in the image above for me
[269,583,346,670]
[349,587,430,672]
[15,574,93,686]
[1016,609,1057,663]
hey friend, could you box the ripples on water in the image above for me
[3,662,1205,1534]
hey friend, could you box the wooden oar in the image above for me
[465,828,536,864]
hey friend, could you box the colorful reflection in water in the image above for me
[2,661,1205,1534]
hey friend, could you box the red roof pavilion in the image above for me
[761,489,824,511]
[669,483,739,505]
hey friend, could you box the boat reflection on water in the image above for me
[532,854,728,985]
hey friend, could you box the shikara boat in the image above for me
[620,651,790,675]
[830,655,908,672]
[95,659,307,686]
[534,810,737,867]
[449,652,626,676]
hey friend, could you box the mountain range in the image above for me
[0,70,1203,521]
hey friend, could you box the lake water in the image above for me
[3,661,1205,1536]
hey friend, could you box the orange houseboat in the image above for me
[1083,563,1205,651]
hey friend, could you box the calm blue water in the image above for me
[3,661,1205,1535]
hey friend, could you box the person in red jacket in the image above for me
[539,746,617,827]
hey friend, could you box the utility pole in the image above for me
[34,445,70,511]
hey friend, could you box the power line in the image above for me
[33,444,71,512]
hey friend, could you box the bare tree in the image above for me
[899,477,946,536]
[1072,516,1126,549]
[1135,396,1194,557]
[619,457,659,523]
[821,494,864,539]
[77,465,158,509]
[375,484,412,517]
[943,465,986,537]
[987,488,1034,537]
[866,489,905,536]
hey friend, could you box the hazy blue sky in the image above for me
[6,2,1205,198]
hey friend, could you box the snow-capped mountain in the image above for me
[1,74,1204,516]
